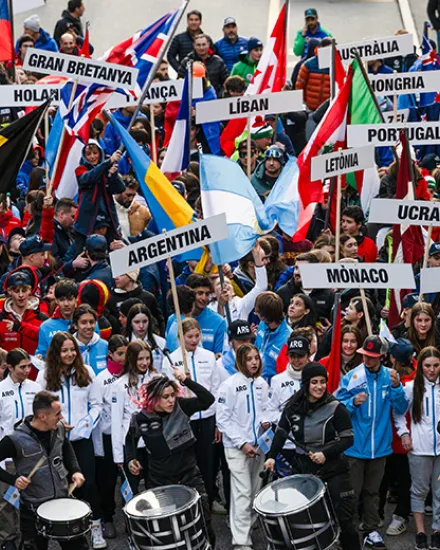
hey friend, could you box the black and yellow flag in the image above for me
[0,100,49,194]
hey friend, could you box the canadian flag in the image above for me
[220,3,286,156]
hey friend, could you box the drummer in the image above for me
[124,367,216,547]
[264,363,362,550]
[0,391,87,550]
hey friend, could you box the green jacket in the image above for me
[230,55,257,85]
[293,25,332,57]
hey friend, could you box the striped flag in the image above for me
[120,479,133,503]
[3,485,20,509]
[0,0,14,62]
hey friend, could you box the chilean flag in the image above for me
[161,74,190,180]
[0,0,15,62]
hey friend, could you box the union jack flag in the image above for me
[421,35,438,70]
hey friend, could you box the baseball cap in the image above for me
[288,335,310,356]
[7,227,26,248]
[305,8,318,17]
[429,242,440,256]
[223,17,237,27]
[19,235,51,256]
[420,153,440,171]
[5,269,32,289]
[358,335,388,358]
[402,293,420,309]
[94,215,110,231]
[228,320,252,341]
[246,37,263,53]
[85,234,108,254]
[388,338,414,364]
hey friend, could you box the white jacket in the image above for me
[216,371,269,449]
[130,334,166,372]
[36,366,102,442]
[111,371,158,464]
[268,367,301,450]
[395,377,440,456]
[92,368,120,457]
[0,377,42,439]
[163,347,220,420]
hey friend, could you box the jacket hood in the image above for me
[74,331,101,349]
[61,9,79,22]
[304,38,321,61]
[3,265,39,295]
[238,52,254,64]
[37,27,53,45]
[80,139,105,168]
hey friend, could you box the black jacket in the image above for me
[52,219,74,264]
[167,29,202,71]
[178,52,229,96]
[428,0,440,30]
[54,10,83,43]
[277,279,334,320]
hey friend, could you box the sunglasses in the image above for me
[239,150,257,158]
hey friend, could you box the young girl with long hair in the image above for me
[408,303,440,355]
[395,347,440,550]
[163,318,219,505]
[216,344,269,549]
[36,332,106,548]
[125,303,165,371]
[320,325,363,377]
[94,335,128,539]
[286,293,315,329]
[111,340,159,493]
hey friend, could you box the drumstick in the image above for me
[27,456,47,480]
[68,481,77,497]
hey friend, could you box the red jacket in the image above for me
[0,210,21,240]
[276,344,289,374]
[358,235,378,263]
[391,361,417,454]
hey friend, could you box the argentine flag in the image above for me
[120,479,133,503]
[3,485,20,509]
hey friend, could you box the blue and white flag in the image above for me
[120,479,133,503]
[257,427,275,454]
[3,485,20,509]
[379,319,397,344]
[200,154,273,265]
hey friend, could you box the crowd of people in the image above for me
[0,1,439,550]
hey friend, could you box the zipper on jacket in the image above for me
[191,354,202,421]
[433,385,437,456]
[14,400,18,418]
[246,394,250,414]
[426,396,430,417]
[18,383,24,420]
[250,381,257,446]
[371,379,377,459]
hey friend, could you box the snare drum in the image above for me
[124,485,210,550]
[36,498,92,540]
[254,474,339,550]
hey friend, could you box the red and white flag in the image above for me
[220,2,287,156]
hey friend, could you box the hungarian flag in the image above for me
[292,65,353,241]
[220,2,286,156]
[0,0,14,62]
[388,131,425,327]
[326,293,342,393]
[0,100,48,193]
[346,59,381,217]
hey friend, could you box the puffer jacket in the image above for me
[167,29,203,71]
[178,51,228,96]
[296,56,330,111]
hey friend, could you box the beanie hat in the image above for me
[247,37,263,52]
[301,362,328,385]
[126,269,140,282]
[251,116,273,140]
[24,14,40,33]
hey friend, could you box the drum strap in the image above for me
[143,403,195,453]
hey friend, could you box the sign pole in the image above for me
[166,255,189,375]
[150,105,158,164]
[393,94,398,123]
[44,110,50,193]
[360,289,373,336]
[334,167,342,261]
[246,117,251,179]
[420,225,433,302]
[324,41,338,232]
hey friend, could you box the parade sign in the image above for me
[383,109,409,124]
[370,72,440,96]
[195,90,303,124]
[107,78,204,109]
[369,199,440,226]
[0,85,64,107]
[23,49,138,90]
[110,215,228,276]
[319,33,413,68]
[311,146,374,181]
[420,268,440,294]
[299,263,416,290]
[347,122,440,147]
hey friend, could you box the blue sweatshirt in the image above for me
[74,333,108,375]
[255,319,292,382]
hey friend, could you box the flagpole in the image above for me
[44,110,50,192]
[8,0,15,83]
[187,59,193,166]
[149,105,157,164]
[127,0,190,133]
[324,40,338,231]
[246,118,251,179]
[360,289,373,336]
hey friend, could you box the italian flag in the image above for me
[346,59,381,216]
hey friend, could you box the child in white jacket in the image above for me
[216,343,270,549]
[394,346,440,550]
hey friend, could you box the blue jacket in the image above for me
[255,319,292,382]
[16,28,58,53]
[84,260,114,291]
[103,109,130,155]
[36,317,71,358]
[221,348,237,376]
[165,313,184,352]
[16,160,34,196]
[336,364,408,459]
[167,309,226,355]
[215,35,247,73]
[74,332,108,375]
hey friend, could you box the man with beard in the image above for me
[215,17,247,73]
[114,177,151,240]
[251,145,287,201]
[293,8,332,57]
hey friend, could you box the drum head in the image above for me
[254,474,325,516]
[125,485,198,518]
[37,499,91,521]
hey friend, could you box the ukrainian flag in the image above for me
[107,113,194,232]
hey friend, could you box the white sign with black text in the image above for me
[420,267,440,294]
[299,263,416,290]
[383,109,409,124]
[110,214,228,276]
[311,146,375,181]
[23,49,138,90]
[369,199,440,226]
[319,34,413,68]
[195,90,303,124]
[347,122,440,147]
[106,78,204,109]
[370,72,440,96]
[0,84,64,107]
